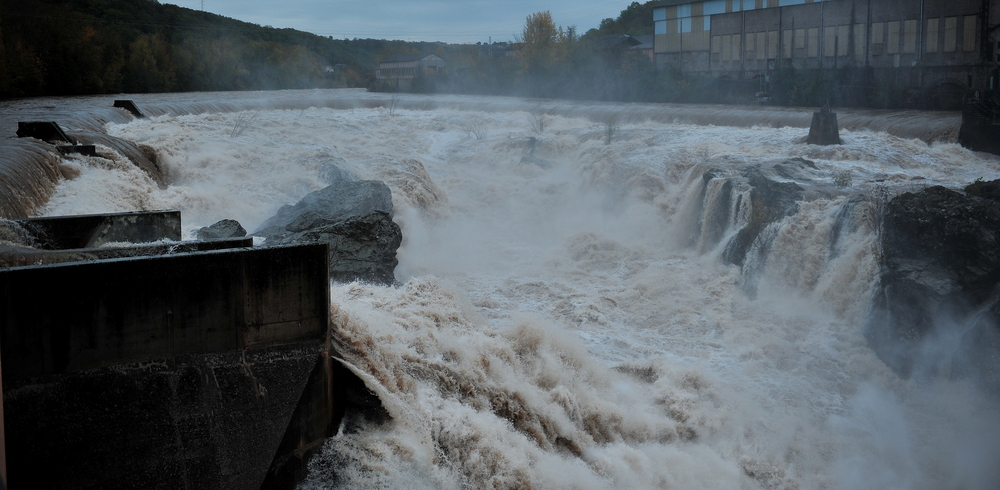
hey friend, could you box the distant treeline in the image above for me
[0,0,451,97]
[0,0,678,103]
[0,0,874,108]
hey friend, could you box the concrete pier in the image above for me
[16,121,75,144]
[114,99,145,118]
[806,108,841,145]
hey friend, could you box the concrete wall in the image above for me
[0,237,253,268]
[0,244,338,489]
[0,244,329,378]
[15,210,181,249]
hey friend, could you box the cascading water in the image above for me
[5,91,1000,489]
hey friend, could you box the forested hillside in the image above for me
[0,0,424,97]
[585,1,656,39]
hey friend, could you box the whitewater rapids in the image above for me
[36,92,1000,489]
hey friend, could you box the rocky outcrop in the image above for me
[254,179,402,285]
[721,163,805,267]
[195,219,247,240]
[867,181,1000,388]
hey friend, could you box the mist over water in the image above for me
[29,92,1000,488]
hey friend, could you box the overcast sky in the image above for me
[167,1,624,43]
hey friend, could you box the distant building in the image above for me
[376,54,446,90]
[652,0,999,108]
[632,35,656,62]
[597,34,643,51]
[596,34,656,66]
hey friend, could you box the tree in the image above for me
[519,11,562,78]
[518,11,570,96]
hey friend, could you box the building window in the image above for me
[926,18,939,53]
[853,24,866,58]
[704,0,726,15]
[722,34,732,61]
[824,26,836,57]
[795,28,806,50]
[944,17,957,52]
[963,15,977,52]
[768,31,778,59]
[712,35,723,62]
[733,34,741,60]
[782,29,793,58]
[838,25,849,56]
[757,32,766,60]
[903,20,917,54]
[680,17,692,34]
[808,28,819,57]
[887,21,900,54]
[871,22,884,52]
[746,32,756,60]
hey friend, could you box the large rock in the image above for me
[254,180,402,285]
[195,219,246,240]
[721,163,805,267]
[867,181,1000,387]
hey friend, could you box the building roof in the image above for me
[631,35,654,50]
[379,53,444,64]
[597,34,642,50]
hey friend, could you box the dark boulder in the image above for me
[195,219,247,240]
[722,164,804,267]
[254,180,402,286]
[867,182,1000,387]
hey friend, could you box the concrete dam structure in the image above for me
[0,210,379,490]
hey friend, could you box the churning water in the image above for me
[18,90,1000,489]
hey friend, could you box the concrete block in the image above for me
[114,99,145,118]
[0,243,334,489]
[56,145,97,157]
[14,210,181,249]
[806,110,841,145]
[16,121,75,144]
[0,243,330,378]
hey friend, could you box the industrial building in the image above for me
[653,0,999,107]
[375,54,447,91]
